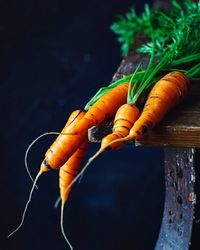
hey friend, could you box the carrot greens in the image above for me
[85,0,200,111]
[115,0,200,105]
[110,4,152,56]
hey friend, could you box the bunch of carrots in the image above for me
[8,1,200,249]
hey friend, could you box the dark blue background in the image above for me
[1,1,164,249]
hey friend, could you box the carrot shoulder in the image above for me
[75,82,129,130]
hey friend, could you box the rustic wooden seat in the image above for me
[88,1,200,246]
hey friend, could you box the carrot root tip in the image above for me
[60,202,73,250]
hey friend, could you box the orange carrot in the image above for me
[8,81,129,238]
[67,71,189,187]
[40,109,86,173]
[101,103,140,150]
[129,71,189,139]
[41,82,129,170]
[7,109,86,239]
[105,71,189,142]
[59,139,89,204]
[72,104,140,175]
[64,104,139,184]
[59,138,89,247]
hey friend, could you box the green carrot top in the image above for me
[126,0,200,105]
[85,0,200,110]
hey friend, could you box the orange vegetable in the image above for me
[101,103,140,150]
[129,71,189,139]
[68,71,189,188]
[40,109,86,173]
[59,139,89,204]
[74,104,140,175]
[107,71,189,142]
[41,82,129,170]
[7,109,85,239]
[59,138,89,247]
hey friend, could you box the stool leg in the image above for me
[155,148,196,250]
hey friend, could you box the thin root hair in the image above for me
[24,131,79,188]
[7,170,42,238]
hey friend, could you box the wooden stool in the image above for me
[88,39,200,250]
